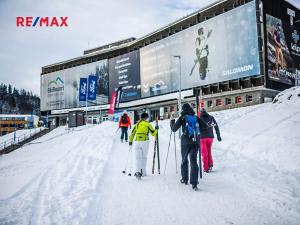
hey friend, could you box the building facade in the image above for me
[40,0,300,124]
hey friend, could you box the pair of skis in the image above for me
[152,117,160,175]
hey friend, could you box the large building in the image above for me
[40,0,300,125]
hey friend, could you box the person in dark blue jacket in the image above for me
[170,103,206,190]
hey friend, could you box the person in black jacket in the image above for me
[170,103,206,190]
[199,108,221,173]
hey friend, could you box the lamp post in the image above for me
[173,55,182,138]
[173,55,182,113]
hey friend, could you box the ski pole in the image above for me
[198,137,202,179]
[163,131,172,175]
[122,145,132,174]
[128,145,133,176]
[156,118,160,174]
[174,132,178,174]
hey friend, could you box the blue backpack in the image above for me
[184,115,200,140]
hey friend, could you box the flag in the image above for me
[88,75,97,100]
[79,78,87,101]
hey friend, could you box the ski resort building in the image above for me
[40,0,300,125]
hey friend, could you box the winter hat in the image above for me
[141,112,149,119]
[123,110,127,115]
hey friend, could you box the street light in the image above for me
[173,55,182,112]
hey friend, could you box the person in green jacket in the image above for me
[129,112,158,179]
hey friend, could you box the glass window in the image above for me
[225,98,232,105]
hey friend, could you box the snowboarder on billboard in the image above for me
[190,27,212,80]
[199,108,221,173]
[119,111,131,142]
[129,112,158,179]
[170,103,206,191]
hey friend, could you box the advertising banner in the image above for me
[88,75,97,100]
[266,14,300,85]
[41,59,108,111]
[79,78,87,101]
[109,50,141,102]
[140,1,260,97]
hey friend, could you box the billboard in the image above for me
[109,50,141,102]
[266,14,300,85]
[140,1,260,97]
[41,59,108,111]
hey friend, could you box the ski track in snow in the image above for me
[0,123,115,225]
[0,87,300,225]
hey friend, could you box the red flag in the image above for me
[109,92,116,115]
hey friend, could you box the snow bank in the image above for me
[212,86,300,172]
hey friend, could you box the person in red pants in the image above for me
[199,108,221,172]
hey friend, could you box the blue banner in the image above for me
[79,78,87,101]
[88,75,97,100]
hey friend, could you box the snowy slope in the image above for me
[0,87,299,225]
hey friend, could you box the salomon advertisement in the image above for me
[41,60,108,111]
[140,1,260,97]
[266,14,300,85]
[109,50,141,102]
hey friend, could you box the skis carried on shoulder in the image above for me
[152,117,160,174]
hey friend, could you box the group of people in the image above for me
[119,103,221,190]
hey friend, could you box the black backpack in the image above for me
[121,114,127,124]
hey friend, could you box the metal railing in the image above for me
[0,127,46,151]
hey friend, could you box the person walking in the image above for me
[119,111,131,142]
[170,103,206,190]
[199,108,221,173]
[129,112,158,179]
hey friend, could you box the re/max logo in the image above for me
[16,17,68,27]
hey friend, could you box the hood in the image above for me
[181,103,195,116]
[200,110,209,118]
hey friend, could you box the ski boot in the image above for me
[192,184,199,191]
[180,179,188,185]
[209,165,213,172]
[134,172,142,180]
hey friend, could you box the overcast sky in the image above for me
[0,0,299,96]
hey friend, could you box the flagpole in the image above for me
[85,69,88,125]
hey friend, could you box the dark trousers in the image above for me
[120,127,128,141]
[181,144,199,185]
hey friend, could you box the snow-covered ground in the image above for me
[0,87,299,225]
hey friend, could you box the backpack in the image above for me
[183,115,200,140]
[121,114,127,124]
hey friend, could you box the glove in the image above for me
[155,125,159,130]
[217,136,222,142]
[129,142,133,146]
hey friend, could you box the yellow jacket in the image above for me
[129,120,158,142]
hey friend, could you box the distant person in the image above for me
[129,112,158,179]
[199,108,221,173]
[119,111,131,142]
[170,103,206,191]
